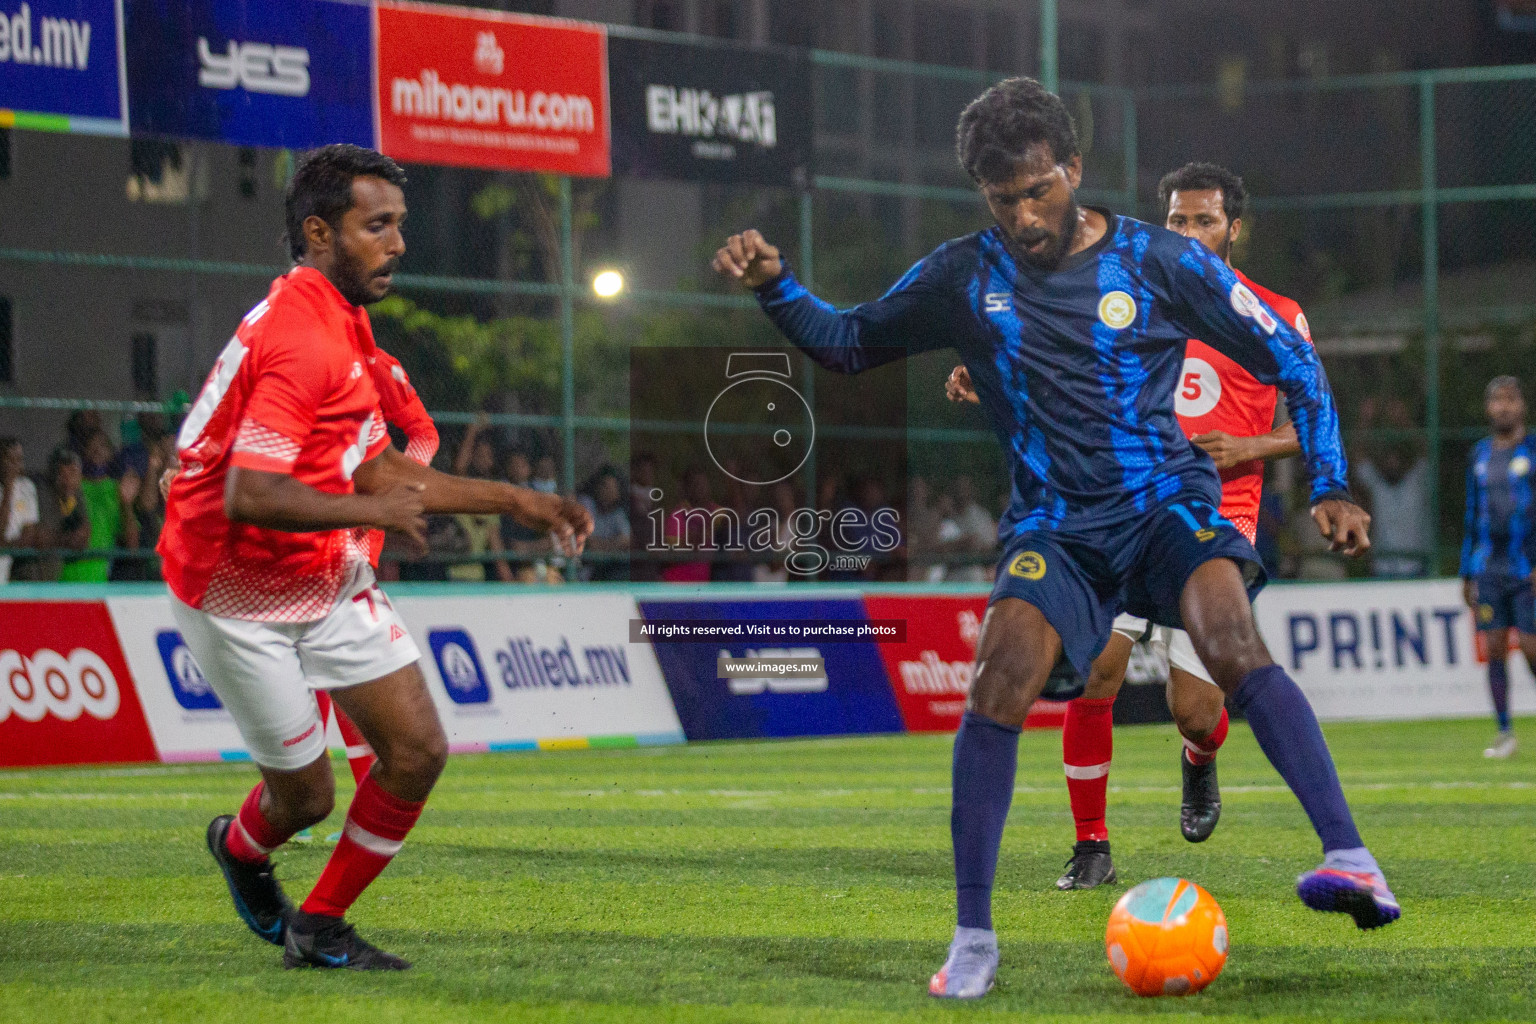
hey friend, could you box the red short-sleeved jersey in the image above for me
[1174,268,1311,541]
[159,267,392,622]
[366,347,439,566]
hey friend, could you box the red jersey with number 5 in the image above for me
[158,267,391,622]
[1175,268,1311,541]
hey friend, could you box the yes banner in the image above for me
[124,0,372,148]
[607,34,809,186]
[374,0,609,176]
[0,0,126,133]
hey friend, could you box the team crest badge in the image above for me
[1512,455,1531,477]
[1098,291,1137,330]
[1008,551,1047,580]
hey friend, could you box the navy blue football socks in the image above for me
[1490,656,1512,732]
[951,711,1021,931]
[1232,664,1363,853]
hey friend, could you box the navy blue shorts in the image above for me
[988,493,1266,676]
[1473,572,1535,634]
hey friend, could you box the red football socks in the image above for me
[300,773,424,918]
[225,783,292,864]
[1063,697,1115,842]
[313,691,377,786]
[1182,706,1230,766]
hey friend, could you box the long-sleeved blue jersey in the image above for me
[754,214,1349,539]
[1460,436,1536,579]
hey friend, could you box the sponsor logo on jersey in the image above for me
[1293,311,1312,342]
[198,38,311,97]
[984,292,1011,313]
[156,631,223,711]
[0,647,121,723]
[1008,550,1047,580]
[1229,282,1278,335]
[1176,356,1222,419]
[428,629,491,705]
[1098,291,1137,330]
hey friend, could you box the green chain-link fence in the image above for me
[2,40,1533,581]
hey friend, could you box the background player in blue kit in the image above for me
[713,77,1398,1000]
[1461,375,1536,759]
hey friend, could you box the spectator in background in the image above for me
[111,432,173,581]
[72,429,141,581]
[906,476,941,582]
[530,454,559,494]
[945,475,998,583]
[629,451,662,582]
[439,414,512,583]
[451,414,499,479]
[0,438,39,584]
[501,446,553,578]
[64,410,103,460]
[1354,397,1430,578]
[36,447,91,581]
[664,466,720,583]
[752,480,800,583]
[578,465,631,582]
[113,412,169,480]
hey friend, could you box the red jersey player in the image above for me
[945,162,1319,890]
[312,346,440,794]
[162,145,590,970]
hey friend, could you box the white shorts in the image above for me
[171,575,422,770]
[1110,613,1215,686]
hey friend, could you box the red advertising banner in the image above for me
[863,595,1068,732]
[0,603,158,767]
[374,0,610,176]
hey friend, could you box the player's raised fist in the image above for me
[1311,497,1371,557]
[946,364,980,404]
[712,229,783,289]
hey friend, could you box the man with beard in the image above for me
[945,162,1315,888]
[161,144,591,970]
[713,78,1397,1001]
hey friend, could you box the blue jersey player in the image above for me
[1461,375,1536,759]
[713,78,1399,1000]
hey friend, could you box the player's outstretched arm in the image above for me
[713,229,956,374]
[1190,422,1299,469]
[225,465,427,550]
[354,447,592,557]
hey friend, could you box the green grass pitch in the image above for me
[3,717,1535,1022]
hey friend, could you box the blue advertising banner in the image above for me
[0,0,126,133]
[125,0,371,148]
[639,598,904,741]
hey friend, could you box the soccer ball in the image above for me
[1105,877,1228,997]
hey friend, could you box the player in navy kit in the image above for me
[1461,375,1536,758]
[713,78,1398,1000]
